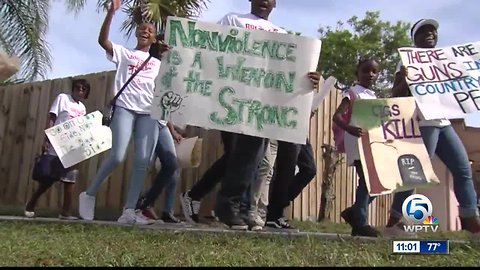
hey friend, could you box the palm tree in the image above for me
[114,0,210,37]
[0,0,209,83]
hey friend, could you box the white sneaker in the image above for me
[253,214,266,227]
[117,209,155,225]
[118,209,136,224]
[383,223,417,238]
[78,192,95,220]
[24,210,35,218]
[135,210,155,225]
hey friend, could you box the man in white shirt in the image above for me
[214,0,320,230]
[213,0,283,230]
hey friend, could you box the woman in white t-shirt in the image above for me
[78,0,169,225]
[25,79,90,219]
[386,19,480,236]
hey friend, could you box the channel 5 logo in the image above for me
[402,194,439,233]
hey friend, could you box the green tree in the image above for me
[317,11,411,97]
[0,0,209,83]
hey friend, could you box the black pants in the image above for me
[267,140,316,221]
[215,133,267,220]
[188,131,234,201]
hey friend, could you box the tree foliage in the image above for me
[317,11,411,96]
[0,0,209,83]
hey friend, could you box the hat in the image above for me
[410,19,439,40]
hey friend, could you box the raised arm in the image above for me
[391,66,410,97]
[98,0,120,56]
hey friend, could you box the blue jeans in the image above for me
[351,160,376,227]
[163,170,181,214]
[141,123,178,213]
[86,106,158,209]
[390,125,479,218]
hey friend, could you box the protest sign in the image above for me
[45,111,112,168]
[351,97,440,196]
[398,41,480,120]
[151,16,322,144]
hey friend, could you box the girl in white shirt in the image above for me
[332,57,382,237]
[78,0,169,225]
[25,79,90,219]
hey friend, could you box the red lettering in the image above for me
[406,49,448,64]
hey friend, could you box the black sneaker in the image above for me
[340,207,355,227]
[351,225,381,237]
[265,218,295,229]
[161,212,182,224]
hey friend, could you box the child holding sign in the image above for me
[25,79,90,219]
[332,57,382,237]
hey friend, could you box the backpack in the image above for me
[332,88,356,153]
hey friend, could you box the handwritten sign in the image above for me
[351,97,440,196]
[151,16,322,144]
[398,41,480,120]
[45,111,112,168]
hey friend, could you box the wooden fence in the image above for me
[0,71,393,226]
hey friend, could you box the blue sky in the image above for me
[45,0,480,125]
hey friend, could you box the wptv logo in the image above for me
[402,194,439,233]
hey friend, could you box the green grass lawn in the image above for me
[1,220,480,267]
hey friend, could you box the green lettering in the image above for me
[183,70,199,93]
[264,72,275,88]
[233,98,250,123]
[242,32,252,55]
[210,87,238,125]
[252,41,263,56]
[161,66,178,90]
[168,20,192,47]
[283,107,298,128]
[192,29,207,48]
[275,43,287,60]
[247,100,263,130]
[167,50,183,65]
[262,41,275,59]
[286,43,297,62]
[191,52,203,69]
[275,72,296,93]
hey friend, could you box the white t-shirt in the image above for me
[395,61,451,127]
[108,42,162,114]
[48,93,87,156]
[343,84,377,166]
[217,12,287,34]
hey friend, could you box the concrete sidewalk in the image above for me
[0,215,365,241]
[1,215,469,243]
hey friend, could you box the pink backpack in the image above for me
[332,88,356,153]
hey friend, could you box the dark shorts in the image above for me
[32,154,78,184]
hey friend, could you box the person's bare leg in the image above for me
[26,181,54,212]
[61,182,75,216]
